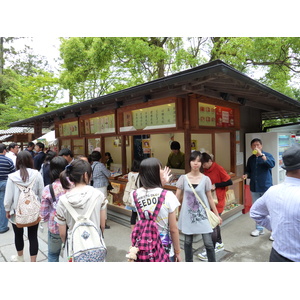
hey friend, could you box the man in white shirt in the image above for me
[250,144,300,262]
[5,142,19,166]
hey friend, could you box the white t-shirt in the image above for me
[130,187,180,257]
[5,151,16,166]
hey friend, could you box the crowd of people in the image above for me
[0,138,299,262]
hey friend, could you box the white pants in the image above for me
[96,187,108,220]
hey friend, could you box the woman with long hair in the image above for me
[40,149,57,186]
[40,156,69,262]
[130,157,181,262]
[54,159,107,260]
[197,152,232,261]
[4,151,44,262]
[104,152,113,170]
[175,151,222,262]
[124,158,142,230]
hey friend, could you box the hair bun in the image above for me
[65,164,73,174]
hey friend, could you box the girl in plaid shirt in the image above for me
[40,156,69,262]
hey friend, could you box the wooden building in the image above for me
[0,127,35,147]
[10,60,300,224]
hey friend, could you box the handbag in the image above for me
[107,181,113,191]
[211,190,218,204]
[185,175,220,229]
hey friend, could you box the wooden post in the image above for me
[121,135,127,174]
[183,95,191,173]
[34,121,43,140]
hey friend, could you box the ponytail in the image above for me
[60,169,71,190]
[60,159,92,189]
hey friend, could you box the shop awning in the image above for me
[33,130,57,146]
[8,59,300,128]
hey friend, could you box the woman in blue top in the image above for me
[91,150,111,229]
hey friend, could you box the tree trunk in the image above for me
[0,37,5,104]
[0,37,3,75]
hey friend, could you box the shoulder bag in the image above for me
[185,175,220,229]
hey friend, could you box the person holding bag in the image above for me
[175,151,222,262]
[197,152,232,261]
[4,151,44,262]
[123,158,142,231]
[90,150,111,229]
[55,159,107,261]
[129,158,181,262]
[40,156,69,262]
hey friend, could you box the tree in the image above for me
[59,37,209,101]
[0,37,19,104]
[209,37,300,127]
[209,37,300,95]
[0,37,65,129]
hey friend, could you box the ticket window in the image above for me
[73,138,85,157]
[215,132,231,172]
[191,133,212,155]
[191,132,231,173]
[60,139,71,150]
[87,138,101,154]
[105,136,122,166]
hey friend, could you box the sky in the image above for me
[12,37,61,72]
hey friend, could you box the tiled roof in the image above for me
[0,127,34,135]
[0,134,12,141]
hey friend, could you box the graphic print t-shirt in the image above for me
[130,187,180,256]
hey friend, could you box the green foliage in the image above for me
[1,36,300,129]
[0,69,64,128]
[58,37,209,101]
[0,37,65,128]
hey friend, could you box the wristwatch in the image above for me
[260,153,265,157]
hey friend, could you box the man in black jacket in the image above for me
[34,142,46,171]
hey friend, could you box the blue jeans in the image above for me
[251,192,265,231]
[0,180,8,232]
[184,233,216,262]
[48,231,62,262]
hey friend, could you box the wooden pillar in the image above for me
[27,133,33,142]
[121,135,127,174]
[34,121,43,140]
[183,95,191,173]
[230,131,236,173]
[101,137,105,162]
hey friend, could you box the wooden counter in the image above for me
[106,174,244,223]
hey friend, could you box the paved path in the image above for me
[0,212,273,262]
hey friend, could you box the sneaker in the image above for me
[269,235,274,241]
[251,229,264,237]
[10,255,25,262]
[197,251,208,261]
[198,242,224,259]
[215,242,224,253]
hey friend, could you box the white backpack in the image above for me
[15,173,41,228]
[122,174,137,206]
[61,196,107,262]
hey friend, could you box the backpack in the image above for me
[130,189,170,262]
[61,196,107,262]
[122,174,137,206]
[15,173,41,228]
